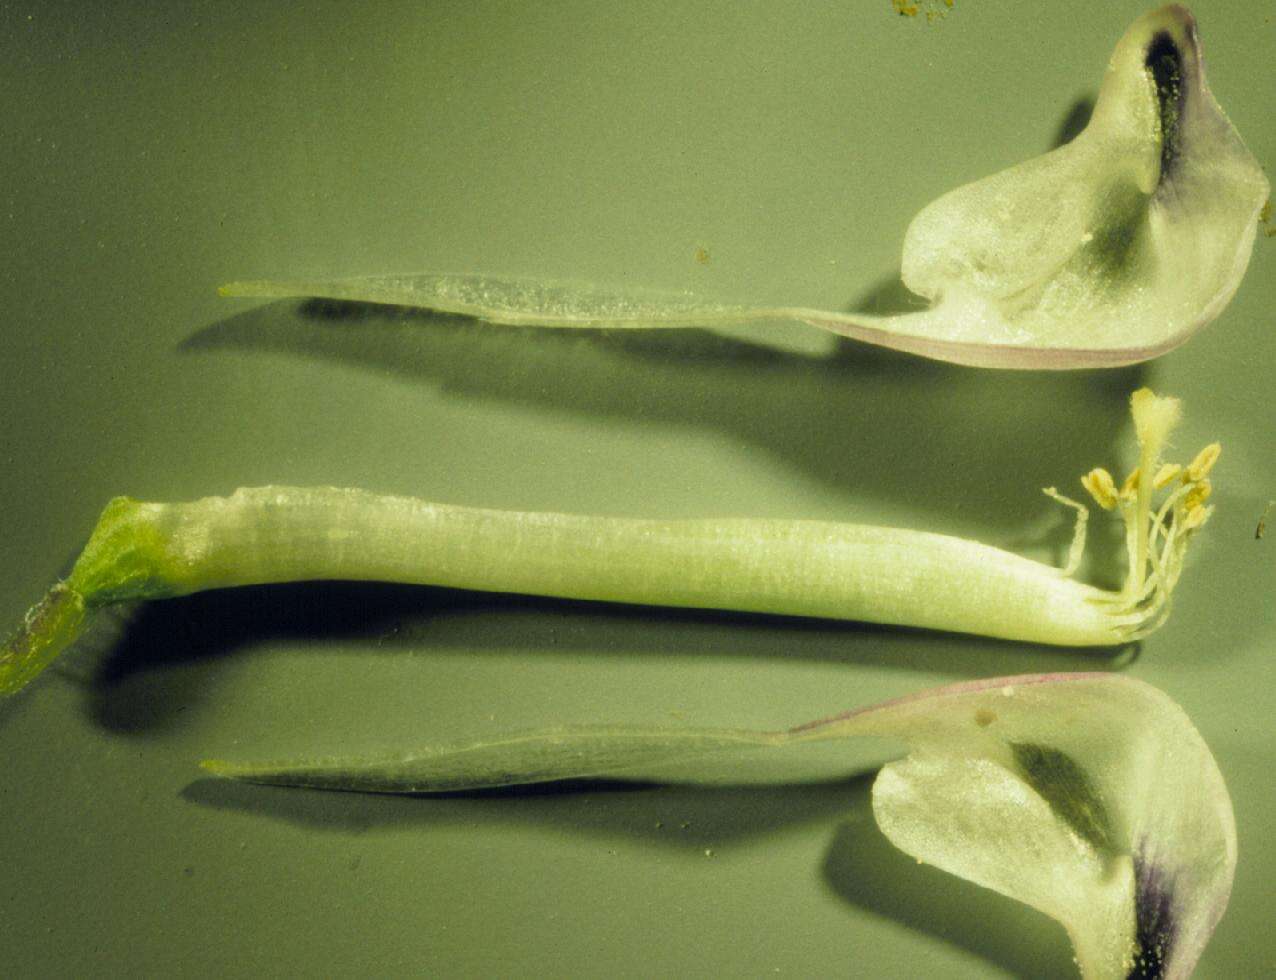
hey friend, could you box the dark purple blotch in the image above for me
[1145,31,1186,181]
[1127,850,1178,979]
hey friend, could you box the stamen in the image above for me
[1153,463,1182,488]
[1186,443,1221,482]
[1042,488,1090,577]
[1183,504,1210,531]
[1184,480,1212,510]
[1074,389,1214,639]
[1081,469,1119,510]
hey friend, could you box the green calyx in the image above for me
[66,496,183,605]
[0,497,183,696]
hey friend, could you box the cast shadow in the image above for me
[184,297,1146,543]
[1052,95,1096,148]
[821,791,1077,977]
[81,581,1133,735]
[91,93,1143,734]
[182,768,1076,975]
[187,89,1128,535]
[180,771,873,846]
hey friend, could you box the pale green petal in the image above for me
[203,727,783,793]
[870,754,1134,977]
[204,674,1234,979]
[222,7,1266,369]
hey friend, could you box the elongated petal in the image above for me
[221,6,1266,369]
[204,673,1234,979]
[221,274,767,330]
[203,727,784,793]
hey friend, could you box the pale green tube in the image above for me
[0,389,1214,695]
[71,486,1117,644]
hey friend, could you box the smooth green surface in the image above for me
[0,2,1271,976]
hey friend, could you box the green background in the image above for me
[1,2,1271,975]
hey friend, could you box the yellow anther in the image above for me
[1182,504,1210,531]
[1186,443,1221,482]
[1152,463,1182,489]
[1119,468,1140,499]
[1184,479,1212,511]
[1080,468,1118,510]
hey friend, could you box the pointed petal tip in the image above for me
[199,759,229,775]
